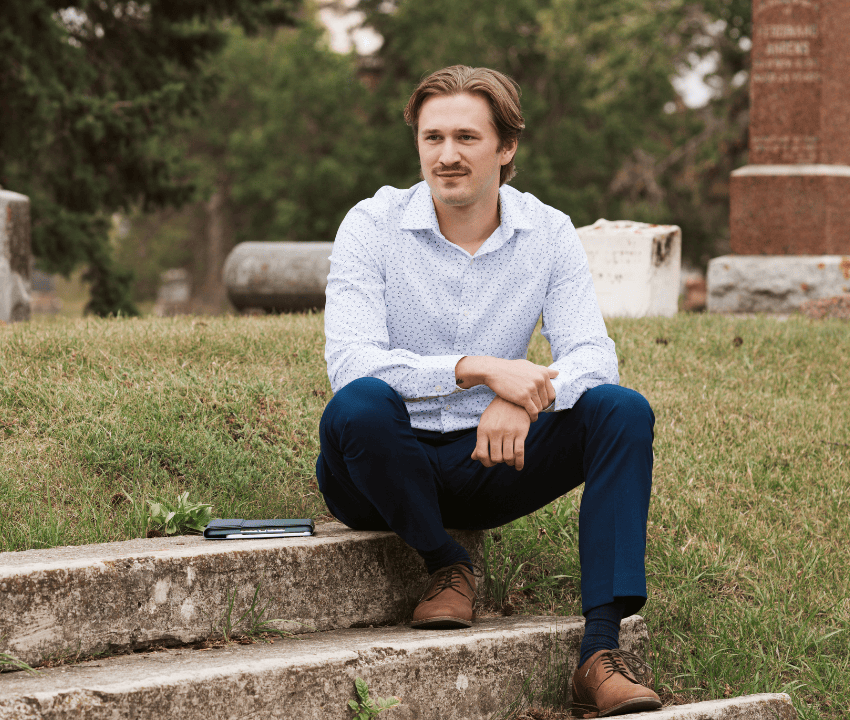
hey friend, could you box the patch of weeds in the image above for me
[483,504,576,614]
[215,582,313,643]
[145,491,212,537]
[489,629,574,720]
[484,530,538,611]
[489,671,537,720]
[0,649,39,675]
[348,677,400,719]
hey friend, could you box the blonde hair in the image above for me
[404,65,525,185]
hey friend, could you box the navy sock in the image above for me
[579,601,625,668]
[417,538,472,575]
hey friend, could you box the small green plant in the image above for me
[215,582,313,642]
[347,677,400,719]
[0,649,38,675]
[488,629,572,720]
[484,530,539,608]
[146,492,212,536]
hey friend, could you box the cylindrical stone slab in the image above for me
[0,190,32,323]
[223,241,333,313]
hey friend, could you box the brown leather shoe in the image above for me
[410,563,476,629]
[571,649,661,717]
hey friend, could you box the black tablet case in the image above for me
[203,518,315,539]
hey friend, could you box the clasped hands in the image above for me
[454,356,558,471]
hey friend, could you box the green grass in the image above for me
[1,312,848,718]
[0,314,332,550]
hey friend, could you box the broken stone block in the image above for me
[575,220,682,318]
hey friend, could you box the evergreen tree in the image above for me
[0,0,298,315]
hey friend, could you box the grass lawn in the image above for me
[1,312,848,718]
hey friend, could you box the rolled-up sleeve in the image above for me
[324,209,464,399]
[541,221,620,411]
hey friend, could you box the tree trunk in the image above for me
[195,186,229,313]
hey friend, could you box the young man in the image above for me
[317,65,661,717]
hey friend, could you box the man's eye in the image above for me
[426,135,441,141]
[459,135,475,141]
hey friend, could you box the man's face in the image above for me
[417,92,516,210]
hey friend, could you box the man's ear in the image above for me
[500,139,518,165]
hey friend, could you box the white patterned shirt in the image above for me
[324,181,619,432]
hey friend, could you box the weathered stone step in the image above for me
[0,523,482,667]
[0,615,648,720]
[616,694,796,719]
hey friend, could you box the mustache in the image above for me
[434,164,470,174]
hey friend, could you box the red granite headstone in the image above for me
[730,0,850,255]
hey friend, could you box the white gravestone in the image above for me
[153,268,192,317]
[0,190,32,323]
[575,220,682,318]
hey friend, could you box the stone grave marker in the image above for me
[576,220,682,317]
[709,0,850,312]
[153,268,192,316]
[0,190,31,323]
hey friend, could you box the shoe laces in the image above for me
[597,649,652,686]
[420,563,478,602]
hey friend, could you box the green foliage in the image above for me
[0,649,38,676]
[484,503,574,611]
[216,582,311,642]
[0,0,299,314]
[348,677,400,719]
[116,20,381,301]
[0,314,330,553]
[484,532,534,610]
[204,24,383,244]
[146,492,212,535]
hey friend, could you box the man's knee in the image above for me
[579,384,655,439]
[323,377,406,428]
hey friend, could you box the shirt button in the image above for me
[436,386,442,392]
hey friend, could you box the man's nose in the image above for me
[438,139,461,166]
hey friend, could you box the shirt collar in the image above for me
[400,182,440,231]
[497,185,535,236]
[399,181,536,237]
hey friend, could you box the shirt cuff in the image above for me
[546,371,572,412]
[403,354,466,401]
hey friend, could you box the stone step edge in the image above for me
[0,616,648,720]
[618,693,795,720]
[0,523,483,667]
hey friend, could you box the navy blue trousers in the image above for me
[316,377,654,616]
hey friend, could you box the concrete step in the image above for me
[0,615,649,720]
[616,694,796,720]
[0,523,482,667]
